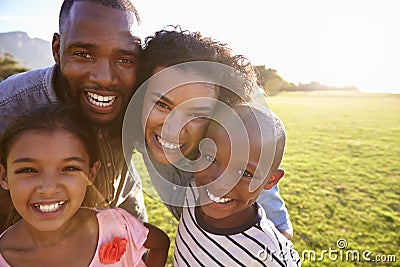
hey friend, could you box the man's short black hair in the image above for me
[59,0,140,33]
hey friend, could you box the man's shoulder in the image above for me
[0,65,60,132]
[0,66,56,102]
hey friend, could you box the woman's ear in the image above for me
[0,164,9,190]
[88,161,101,184]
[263,169,284,190]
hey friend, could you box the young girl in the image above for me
[0,104,169,267]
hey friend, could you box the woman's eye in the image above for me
[238,169,253,178]
[15,167,37,174]
[155,101,169,110]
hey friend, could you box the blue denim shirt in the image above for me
[0,65,147,223]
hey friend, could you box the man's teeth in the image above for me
[34,201,65,213]
[157,135,182,150]
[206,189,233,204]
[86,92,116,107]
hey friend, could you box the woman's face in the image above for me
[142,67,218,165]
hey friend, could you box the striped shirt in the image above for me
[174,185,301,267]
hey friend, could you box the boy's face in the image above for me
[195,120,276,227]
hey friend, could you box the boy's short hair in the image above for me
[210,102,286,181]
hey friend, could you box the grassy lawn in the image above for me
[136,90,400,266]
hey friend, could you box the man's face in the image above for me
[52,2,141,125]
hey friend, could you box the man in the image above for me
[0,0,146,231]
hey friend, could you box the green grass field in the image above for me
[136,90,400,266]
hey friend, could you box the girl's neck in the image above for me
[13,208,94,247]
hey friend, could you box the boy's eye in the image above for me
[15,167,37,174]
[238,169,253,178]
[203,154,216,163]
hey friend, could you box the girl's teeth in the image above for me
[206,189,233,204]
[34,201,65,213]
[157,135,182,150]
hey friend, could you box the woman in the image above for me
[123,26,293,239]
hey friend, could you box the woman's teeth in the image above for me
[206,189,233,204]
[86,92,116,107]
[34,201,65,213]
[157,135,182,150]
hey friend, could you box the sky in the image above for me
[0,0,399,94]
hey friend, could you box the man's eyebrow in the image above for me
[115,48,140,57]
[65,41,97,50]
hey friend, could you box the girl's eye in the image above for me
[238,169,253,178]
[62,166,83,172]
[15,167,37,174]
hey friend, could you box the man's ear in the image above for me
[52,33,61,65]
[0,164,9,190]
[88,161,101,184]
[263,169,284,190]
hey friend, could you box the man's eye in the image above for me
[76,52,92,59]
[238,169,253,178]
[15,168,37,174]
[117,58,134,64]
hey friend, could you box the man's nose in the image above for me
[89,59,118,87]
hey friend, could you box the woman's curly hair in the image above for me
[138,25,259,104]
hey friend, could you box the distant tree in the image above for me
[0,53,29,81]
[254,65,289,95]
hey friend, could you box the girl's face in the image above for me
[0,129,99,232]
[142,67,218,165]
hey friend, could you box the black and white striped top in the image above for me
[174,185,301,267]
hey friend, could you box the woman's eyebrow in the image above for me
[152,92,174,105]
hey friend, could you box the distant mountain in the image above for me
[0,31,54,69]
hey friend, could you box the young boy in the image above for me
[174,103,301,266]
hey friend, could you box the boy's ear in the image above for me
[263,169,284,190]
[88,161,101,184]
[0,164,9,190]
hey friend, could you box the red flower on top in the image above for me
[99,236,128,264]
